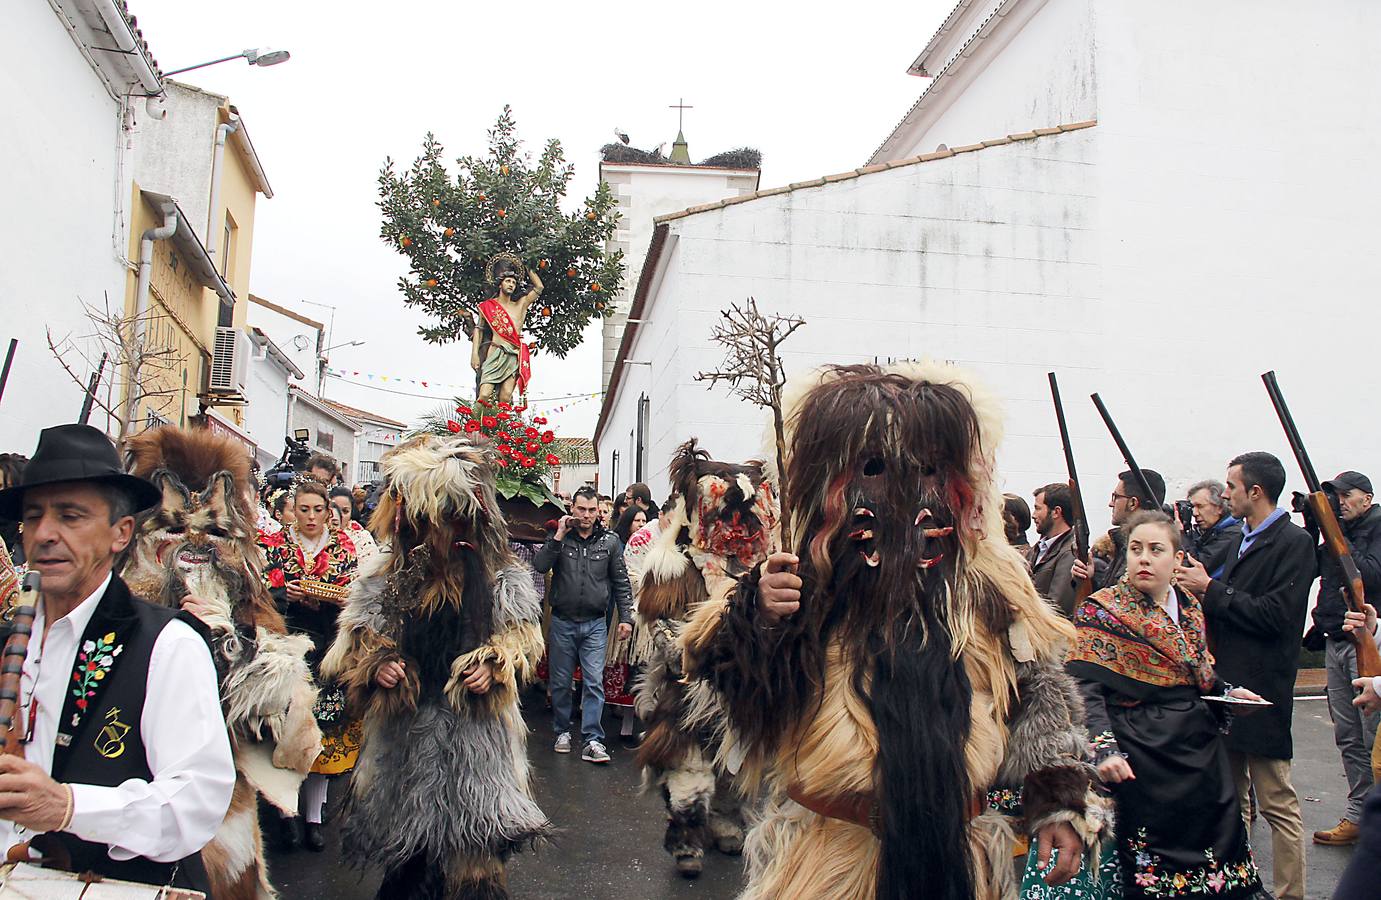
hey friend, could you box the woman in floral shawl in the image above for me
[259,479,360,851]
[1065,511,1268,899]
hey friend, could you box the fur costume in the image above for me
[634,440,777,877]
[122,427,321,900]
[680,362,1110,900]
[320,434,549,899]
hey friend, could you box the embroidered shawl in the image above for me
[260,525,358,589]
[1066,577,1218,696]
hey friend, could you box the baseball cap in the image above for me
[1323,471,1373,495]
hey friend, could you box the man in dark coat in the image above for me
[1176,451,1317,900]
[1028,483,1079,617]
[1306,471,1381,846]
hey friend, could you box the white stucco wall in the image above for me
[609,129,1101,506]
[602,0,1381,532]
[599,164,759,392]
[247,301,321,394]
[0,1,131,449]
[873,0,1097,163]
[244,354,293,467]
[133,82,221,247]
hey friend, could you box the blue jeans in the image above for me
[548,615,607,744]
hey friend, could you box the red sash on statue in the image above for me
[479,298,531,393]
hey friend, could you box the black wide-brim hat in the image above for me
[0,424,162,520]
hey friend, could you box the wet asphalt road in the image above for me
[266,695,1356,899]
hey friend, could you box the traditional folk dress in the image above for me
[261,524,362,774]
[1066,579,1267,899]
[478,299,531,395]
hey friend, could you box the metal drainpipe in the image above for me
[207,118,241,260]
[130,203,178,430]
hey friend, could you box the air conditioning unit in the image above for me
[208,327,251,395]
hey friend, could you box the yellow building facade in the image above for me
[123,85,271,436]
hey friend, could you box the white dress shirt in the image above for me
[4,573,235,864]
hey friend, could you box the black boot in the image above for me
[304,822,326,852]
[276,814,303,851]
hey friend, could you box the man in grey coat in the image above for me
[534,485,633,764]
[1028,483,1078,618]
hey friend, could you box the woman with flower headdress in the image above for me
[1061,510,1269,899]
[260,479,361,851]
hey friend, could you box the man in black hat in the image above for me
[1307,470,1381,846]
[0,424,233,891]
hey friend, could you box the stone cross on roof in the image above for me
[669,97,693,164]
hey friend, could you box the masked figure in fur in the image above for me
[122,428,322,900]
[321,434,549,899]
[681,362,1110,900]
[635,440,776,878]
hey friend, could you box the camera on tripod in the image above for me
[263,428,312,487]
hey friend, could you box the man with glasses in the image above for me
[1071,468,1166,592]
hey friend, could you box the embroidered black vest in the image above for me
[32,577,214,892]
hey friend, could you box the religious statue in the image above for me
[471,252,543,404]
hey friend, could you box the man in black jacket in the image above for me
[534,485,633,764]
[1176,451,1317,900]
[1306,471,1381,846]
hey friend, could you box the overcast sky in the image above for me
[133,0,955,437]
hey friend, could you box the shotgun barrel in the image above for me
[1090,393,1157,509]
[1262,371,1381,678]
[1048,373,1094,603]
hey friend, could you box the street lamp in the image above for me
[164,48,292,77]
[322,340,365,354]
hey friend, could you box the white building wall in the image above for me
[288,396,357,482]
[243,356,293,468]
[604,0,1381,535]
[0,1,131,449]
[247,303,321,394]
[1083,0,1381,505]
[132,82,220,246]
[873,0,1096,163]
[599,165,759,392]
[606,130,1106,520]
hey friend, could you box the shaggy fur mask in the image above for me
[122,427,283,636]
[367,433,512,628]
[734,362,1020,900]
[668,439,775,573]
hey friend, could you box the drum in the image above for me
[0,861,205,898]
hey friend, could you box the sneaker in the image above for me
[1313,818,1360,846]
[554,732,572,754]
[582,740,611,764]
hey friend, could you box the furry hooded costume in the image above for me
[680,362,1110,900]
[122,427,322,900]
[634,440,777,877]
[320,433,549,899]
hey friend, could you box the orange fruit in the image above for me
[432,199,440,207]
[425,278,438,288]
[497,208,507,217]
[591,282,602,292]
[586,211,596,220]
[541,306,551,317]
[566,267,577,277]
[400,236,412,248]
[500,164,510,175]
[478,192,487,201]
[444,227,455,237]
